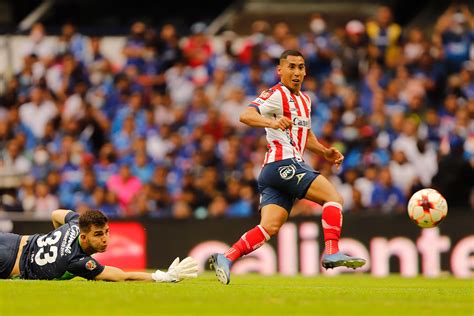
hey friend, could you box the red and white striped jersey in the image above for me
[250,82,312,165]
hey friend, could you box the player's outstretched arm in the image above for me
[95,257,198,282]
[52,209,74,229]
[95,266,154,282]
[240,107,292,130]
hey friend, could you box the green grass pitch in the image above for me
[1,273,472,315]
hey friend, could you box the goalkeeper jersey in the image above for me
[19,212,104,280]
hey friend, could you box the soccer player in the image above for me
[210,50,366,285]
[0,209,198,282]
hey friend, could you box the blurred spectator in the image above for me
[434,4,474,74]
[193,166,220,208]
[146,124,174,162]
[359,63,387,114]
[339,19,368,84]
[411,51,446,105]
[302,14,338,79]
[402,27,427,66]
[165,60,195,106]
[241,64,266,96]
[45,169,61,196]
[0,119,13,150]
[210,30,239,73]
[106,163,142,215]
[156,24,183,72]
[87,36,110,71]
[366,6,402,67]
[19,86,58,140]
[225,178,252,217]
[47,52,88,100]
[182,22,212,69]
[16,54,43,99]
[147,168,173,217]
[151,92,174,126]
[459,61,474,100]
[58,22,88,63]
[62,81,88,121]
[31,146,53,180]
[267,22,290,60]
[123,21,147,71]
[0,139,32,180]
[206,68,233,107]
[207,194,228,218]
[388,149,417,195]
[1,78,22,108]
[131,150,154,183]
[238,20,271,66]
[94,143,119,186]
[392,117,438,186]
[20,23,56,66]
[186,88,211,128]
[336,168,359,211]
[72,169,97,209]
[432,136,473,208]
[370,167,405,213]
[355,164,378,208]
[32,181,59,219]
[172,200,193,219]
[202,108,226,141]
[112,115,139,159]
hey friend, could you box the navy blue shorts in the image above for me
[257,158,319,213]
[0,232,21,279]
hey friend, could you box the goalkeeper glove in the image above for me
[151,257,198,282]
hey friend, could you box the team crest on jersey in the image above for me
[85,260,97,271]
[278,164,296,180]
[259,89,274,100]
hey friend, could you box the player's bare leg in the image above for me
[210,204,287,284]
[259,205,288,236]
[305,175,366,269]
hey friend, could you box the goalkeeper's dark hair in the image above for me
[79,210,108,233]
[279,50,304,63]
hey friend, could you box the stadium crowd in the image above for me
[0,4,472,219]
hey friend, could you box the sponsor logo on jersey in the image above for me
[296,173,306,184]
[292,117,310,128]
[85,260,97,271]
[60,226,80,256]
[279,164,296,180]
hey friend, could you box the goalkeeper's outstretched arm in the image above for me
[95,266,154,282]
[94,257,198,282]
[51,209,74,228]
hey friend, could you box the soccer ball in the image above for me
[407,188,448,228]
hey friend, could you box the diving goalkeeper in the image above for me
[0,209,198,282]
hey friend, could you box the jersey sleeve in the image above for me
[67,256,105,280]
[65,211,79,224]
[249,88,281,116]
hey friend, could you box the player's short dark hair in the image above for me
[279,50,304,62]
[79,210,108,233]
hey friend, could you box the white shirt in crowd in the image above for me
[19,100,58,139]
[389,160,418,194]
[392,135,438,186]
